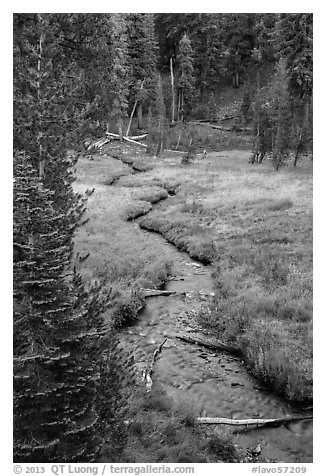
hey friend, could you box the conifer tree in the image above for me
[192,14,224,101]
[275,13,313,165]
[146,74,166,156]
[107,14,130,138]
[269,58,292,170]
[13,153,111,462]
[221,14,257,88]
[127,13,158,129]
[13,14,130,462]
[275,13,313,100]
[176,33,195,122]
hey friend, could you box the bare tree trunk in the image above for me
[170,57,175,124]
[137,102,143,129]
[177,91,181,122]
[175,128,182,150]
[126,79,145,136]
[293,100,309,167]
[126,99,138,137]
[293,129,302,167]
[117,117,123,140]
[233,66,240,88]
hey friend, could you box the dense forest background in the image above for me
[13,13,313,463]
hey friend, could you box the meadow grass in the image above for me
[73,151,241,461]
[129,148,312,403]
[117,384,239,463]
[74,152,173,326]
[74,140,312,460]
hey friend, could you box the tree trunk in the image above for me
[137,102,143,129]
[293,131,302,167]
[293,99,309,167]
[233,66,240,88]
[170,57,175,124]
[117,117,123,140]
[36,17,45,182]
[177,91,181,122]
[258,149,266,163]
[39,156,45,181]
[180,90,184,123]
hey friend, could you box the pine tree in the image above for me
[269,58,292,170]
[127,13,158,130]
[221,14,257,88]
[13,14,131,462]
[176,33,196,122]
[275,13,313,100]
[107,14,130,138]
[13,153,111,462]
[191,14,224,101]
[147,74,166,156]
[274,14,313,165]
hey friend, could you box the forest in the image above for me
[13,13,313,464]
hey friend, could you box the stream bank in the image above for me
[102,149,312,462]
[81,146,312,462]
[119,229,312,463]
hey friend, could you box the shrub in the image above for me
[110,289,145,327]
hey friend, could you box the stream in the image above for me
[119,230,312,463]
[107,152,313,462]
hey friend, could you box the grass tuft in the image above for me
[124,200,152,221]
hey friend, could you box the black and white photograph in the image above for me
[12,7,314,470]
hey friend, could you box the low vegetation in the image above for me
[115,385,240,463]
[139,213,216,264]
[14,12,312,463]
[73,137,312,466]
[120,145,312,404]
[74,146,246,462]
[74,152,173,328]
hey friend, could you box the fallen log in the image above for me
[197,415,313,428]
[220,115,235,121]
[142,289,185,297]
[189,121,251,133]
[86,138,110,150]
[164,149,183,154]
[176,334,241,355]
[142,338,167,391]
[106,132,147,148]
[129,134,148,140]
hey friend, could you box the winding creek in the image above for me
[109,152,313,463]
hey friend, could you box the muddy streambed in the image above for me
[119,229,312,463]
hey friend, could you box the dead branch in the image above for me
[142,338,167,391]
[86,138,110,151]
[197,415,313,428]
[176,334,241,355]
